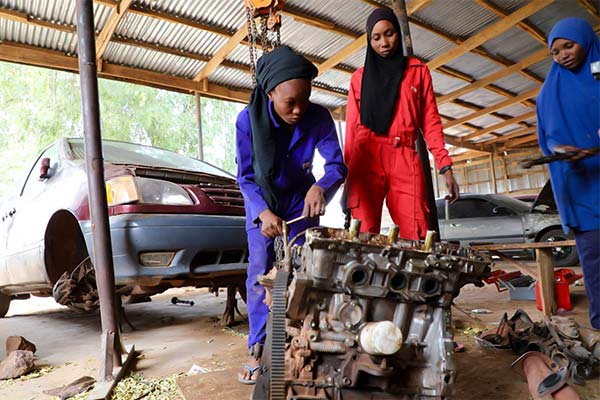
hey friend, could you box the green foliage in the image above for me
[0,62,243,197]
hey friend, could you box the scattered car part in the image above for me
[480,310,599,390]
[511,351,580,399]
[171,297,195,307]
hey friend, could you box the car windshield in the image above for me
[488,194,531,213]
[68,139,232,178]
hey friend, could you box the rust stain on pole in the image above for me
[76,0,123,379]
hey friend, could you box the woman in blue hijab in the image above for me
[536,17,600,329]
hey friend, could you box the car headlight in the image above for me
[137,177,193,205]
[106,176,193,206]
[106,176,139,206]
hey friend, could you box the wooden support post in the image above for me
[536,248,556,316]
[489,153,498,193]
[195,92,203,160]
[501,155,509,193]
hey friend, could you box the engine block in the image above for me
[281,227,491,399]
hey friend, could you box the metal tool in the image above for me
[171,297,194,307]
[521,146,600,169]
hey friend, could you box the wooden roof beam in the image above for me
[483,126,538,146]
[410,17,542,84]
[460,110,536,142]
[576,0,600,19]
[444,87,539,129]
[0,41,251,103]
[193,25,247,82]
[437,48,548,105]
[0,7,75,33]
[317,0,430,75]
[427,0,553,70]
[96,0,134,65]
[360,0,433,15]
[474,0,547,44]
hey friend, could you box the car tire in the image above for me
[537,229,579,267]
[0,293,11,318]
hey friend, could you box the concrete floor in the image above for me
[0,263,598,400]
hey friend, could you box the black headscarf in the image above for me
[249,45,318,212]
[360,7,407,135]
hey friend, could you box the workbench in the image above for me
[471,240,577,317]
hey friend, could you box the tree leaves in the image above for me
[0,62,244,197]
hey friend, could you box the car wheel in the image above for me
[0,293,11,318]
[537,229,579,267]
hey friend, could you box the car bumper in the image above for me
[80,213,248,285]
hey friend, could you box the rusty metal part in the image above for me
[52,257,99,312]
[511,352,580,399]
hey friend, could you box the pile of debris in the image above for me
[478,309,599,399]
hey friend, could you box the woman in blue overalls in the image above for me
[235,46,347,383]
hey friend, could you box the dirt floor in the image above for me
[0,262,598,400]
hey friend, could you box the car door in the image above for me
[444,197,525,246]
[4,145,60,286]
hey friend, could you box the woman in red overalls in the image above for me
[345,6,460,239]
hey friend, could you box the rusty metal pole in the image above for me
[195,92,204,160]
[391,0,440,235]
[76,0,122,379]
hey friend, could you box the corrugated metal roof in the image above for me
[415,1,499,38]
[0,0,594,151]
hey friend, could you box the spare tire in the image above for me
[537,229,579,267]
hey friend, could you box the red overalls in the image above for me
[344,57,452,240]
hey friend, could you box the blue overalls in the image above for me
[235,101,347,349]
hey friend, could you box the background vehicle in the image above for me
[0,138,248,317]
[436,193,577,267]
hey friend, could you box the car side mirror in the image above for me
[492,206,511,216]
[39,157,51,180]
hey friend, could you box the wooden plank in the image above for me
[0,41,251,103]
[281,8,357,38]
[0,7,76,32]
[490,250,539,281]
[96,0,134,60]
[437,48,548,105]
[490,153,498,193]
[460,111,537,142]
[483,126,538,145]
[474,0,547,44]
[576,0,600,19]
[444,87,540,129]
[536,248,557,316]
[472,240,576,250]
[194,24,247,81]
[427,0,553,70]
[318,34,367,75]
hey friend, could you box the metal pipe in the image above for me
[391,0,440,237]
[76,0,122,376]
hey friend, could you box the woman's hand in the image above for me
[554,144,593,161]
[444,170,460,204]
[303,184,326,218]
[259,209,283,238]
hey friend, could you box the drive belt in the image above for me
[270,268,289,400]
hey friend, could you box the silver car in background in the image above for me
[436,193,577,267]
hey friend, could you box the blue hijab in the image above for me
[537,17,600,233]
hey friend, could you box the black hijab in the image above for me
[249,45,318,212]
[360,7,407,135]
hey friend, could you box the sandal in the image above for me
[238,364,263,385]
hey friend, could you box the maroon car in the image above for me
[0,138,248,316]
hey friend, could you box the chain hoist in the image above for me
[244,0,285,86]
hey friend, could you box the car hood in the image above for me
[531,180,557,212]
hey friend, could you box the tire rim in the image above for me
[546,235,572,260]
